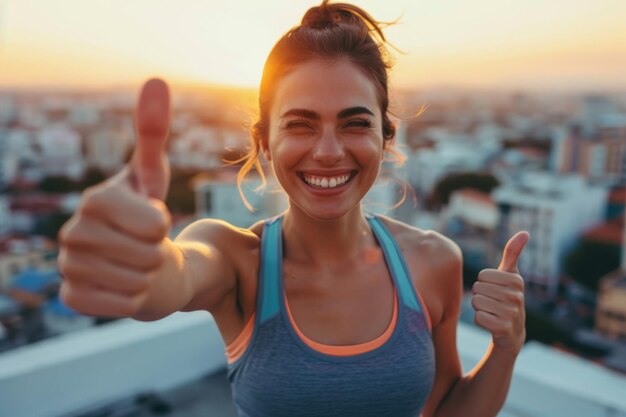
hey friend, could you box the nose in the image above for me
[312,128,345,164]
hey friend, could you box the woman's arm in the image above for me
[132,219,252,321]
[433,342,518,417]
[420,232,529,417]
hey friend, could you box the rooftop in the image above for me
[1,311,625,417]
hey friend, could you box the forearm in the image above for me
[132,238,192,321]
[435,341,518,417]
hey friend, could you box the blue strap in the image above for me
[259,216,282,323]
[366,215,422,313]
[259,214,422,323]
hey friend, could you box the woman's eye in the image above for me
[286,120,313,129]
[344,119,373,128]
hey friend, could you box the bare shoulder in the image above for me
[376,214,462,265]
[175,218,261,252]
[173,217,269,322]
[376,214,463,326]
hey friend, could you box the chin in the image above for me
[291,201,360,222]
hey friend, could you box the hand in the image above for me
[471,231,530,356]
[58,78,172,318]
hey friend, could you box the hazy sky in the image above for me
[1,0,625,92]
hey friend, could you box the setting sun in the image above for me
[1,0,625,91]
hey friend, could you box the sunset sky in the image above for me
[1,0,625,92]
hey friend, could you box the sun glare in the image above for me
[1,0,625,91]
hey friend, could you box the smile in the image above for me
[299,171,356,189]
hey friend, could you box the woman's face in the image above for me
[266,58,384,221]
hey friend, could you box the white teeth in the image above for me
[302,173,352,189]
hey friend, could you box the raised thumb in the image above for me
[498,231,530,274]
[131,78,171,200]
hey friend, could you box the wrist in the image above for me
[490,342,522,360]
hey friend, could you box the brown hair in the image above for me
[234,0,404,210]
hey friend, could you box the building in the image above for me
[170,126,248,171]
[440,189,500,271]
[595,203,626,340]
[0,196,10,235]
[406,139,489,195]
[557,125,626,186]
[596,272,626,341]
[85,123,133,173]
[36,124,85,180]
[0,236,57,291]
[492,172,608,296]
[194,171,288,228]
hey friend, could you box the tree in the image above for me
[80,167,107,189]
[38,176,79,193]
[563,241,620,292]
[429,171,500,209]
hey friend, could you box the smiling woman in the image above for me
[57,1,530,417]
[264,60,385,221]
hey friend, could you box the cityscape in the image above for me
[0,84,624,416]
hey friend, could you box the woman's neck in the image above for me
[281,205,374,269]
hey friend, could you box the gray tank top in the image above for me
[226,213,435,416]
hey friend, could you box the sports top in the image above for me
[224,213,435,417]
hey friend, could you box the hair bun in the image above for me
[300,1,387,43]
[301,1,341,29]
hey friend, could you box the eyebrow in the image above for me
[280,106,375,120]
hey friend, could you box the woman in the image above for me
[58,1,529,416]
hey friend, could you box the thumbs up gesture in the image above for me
[471,231,530,356]
[58,78,173,318]
[126,78,171,200]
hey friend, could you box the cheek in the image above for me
[270,135,311,164]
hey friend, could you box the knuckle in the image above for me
[474,311,483,325]
[61,216,100,248]
[60,282,78,308]
[156,212,171,238]
[129,271,151,292]
[148,202,171,239]
[81,185,118,218]
[58,218,78,245]
[504,322,513,333]
[121,302,138,317]
[127,293,148,316]
[57,249,68,273]
[79,187,102,215]
[143,245,165,270]
[477,270,487,281]
[509,291,524,304]
[58,219,72,244]
[58,251,79,279]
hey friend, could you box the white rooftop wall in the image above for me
[1,314,624,417]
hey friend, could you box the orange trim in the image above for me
[225,291,404,363]
[285,291,398,356]
[225,312,255,364]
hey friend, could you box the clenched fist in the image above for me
[58,79,172,318]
